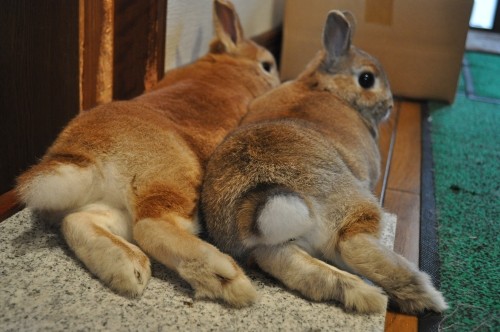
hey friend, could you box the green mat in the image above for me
[465,52,500,99]
[429,52,500,331]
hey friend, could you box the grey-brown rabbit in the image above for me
[201,10,447,313]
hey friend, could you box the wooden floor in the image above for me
[377,100,422,332]
[0,100,423,331]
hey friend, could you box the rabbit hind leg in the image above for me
[132,189,256,307]
[61,202,151,297]
[252,243,387,313]
[336,226,448,313]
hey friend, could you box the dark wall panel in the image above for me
[0,1,80,193]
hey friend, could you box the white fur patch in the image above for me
[78,203,133,241]
[257,195,312,245]
[97,162,130,211]
[21,162,131,214]
[22,164,96,211]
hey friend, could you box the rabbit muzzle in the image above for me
[379,98,393,123]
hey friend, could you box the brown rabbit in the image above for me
[15,0,279,307]
[201,10,447,313]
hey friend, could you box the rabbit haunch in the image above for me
[201,10,447,314]
[15,0,279,307]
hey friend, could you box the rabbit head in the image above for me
[209,0,280,91]
[300,10,393,126]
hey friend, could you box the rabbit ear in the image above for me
[341,11,357,36]
[214,0,244,52]
[323,11,353,64]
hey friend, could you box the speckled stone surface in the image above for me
[0,209,396,331]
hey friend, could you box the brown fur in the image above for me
[201,11,447,313]
[337,202,381,242]
[15,0,278,306]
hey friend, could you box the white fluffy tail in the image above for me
[256,195,312,245]
[17,163,98,212]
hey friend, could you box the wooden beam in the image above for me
[79,0,114,111]
[113,0,167,100]
[80,0,167,108]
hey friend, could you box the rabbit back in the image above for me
[244,82,382,188]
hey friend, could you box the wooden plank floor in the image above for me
[0,100,424,331]
[380,100,421,332]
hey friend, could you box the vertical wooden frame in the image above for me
[80,0,167,109]
[79,0,114,111]
[113,0,167,100]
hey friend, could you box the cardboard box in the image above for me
[280,0,473,103]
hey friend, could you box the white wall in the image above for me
[469,0,498,29]
[165,0,285,71]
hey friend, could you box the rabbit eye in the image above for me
[358,72,375,89]
[261,61,273,73]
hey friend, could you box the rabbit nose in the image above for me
[379,101,393,122]
[386,99,394,112]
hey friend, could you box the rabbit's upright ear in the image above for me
[323,11,354,65]
[341,11,357,36]
[214,0,244,52]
